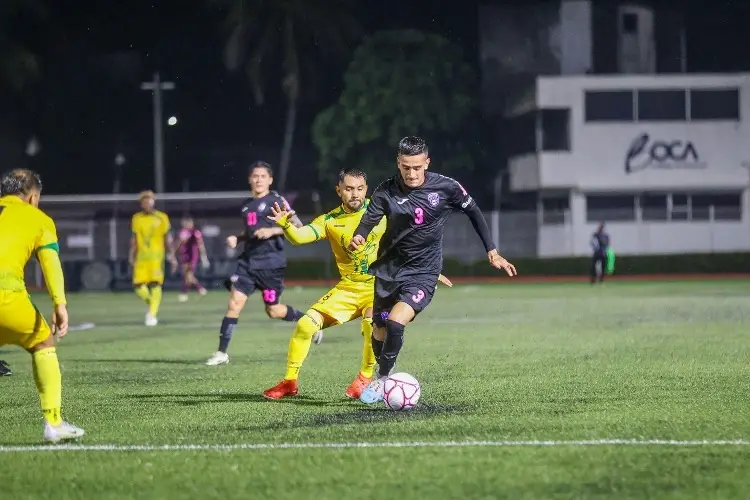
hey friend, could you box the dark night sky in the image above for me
[4,0,750,195]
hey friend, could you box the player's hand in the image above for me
[169,255,179,274]
[201,256,210,269]
[267,202,296,225]
[488,250,517,277]
[128,253,135,267]
[254,228,276,240]
[226,235,238,249]
[437,274,453,288]
[349,235,366,251]
[51,304,69,340]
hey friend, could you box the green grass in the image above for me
[1,280,750,499]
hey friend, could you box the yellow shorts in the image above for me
[133,259,165,285]
[310,279,374,326]
[0,291,51,349]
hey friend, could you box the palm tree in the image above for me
[214,0,360,191]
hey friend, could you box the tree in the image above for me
[313,29,479,184]
[213,0,360,192]
[0,0,45,92]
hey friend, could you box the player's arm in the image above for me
[129,217,137,265]
[196,230,210,267]
[350,188,388,250]
[267,203,325,245]
[163,215,178,267]
[449,179,517,277]
[35,218,69,337]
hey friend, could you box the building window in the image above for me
[640,193,668,221]
[540,108,570,151]
[691,192,742,221]
[584,90,634,122]
[541,196,569,225]
[637,89,686,121]
[689,88,740,121]
[669,193,690,221]
[504,111,537,157]
[586,195,636,222]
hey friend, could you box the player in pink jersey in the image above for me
[174,217,209,302]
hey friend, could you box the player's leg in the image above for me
[263,309,332,399]
[265,284,360,399]
[206,268,252,365]
[344,308,376,399]
[133,262,152,305]
[179,263,191,302]
[0,292,83,441]
[145,261,165,325]
[360,280,435,404]
[360,279,396,403]
[190,258,207,296]
[257,269,305,322]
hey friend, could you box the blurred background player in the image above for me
[590,222,611,284]
[129,190,177,326]
[0,168,84,442]
[205,161,312,366]
[263,167,453,400]
[0,359,11,376]
[174,216,209,302]
[350,136,517,404]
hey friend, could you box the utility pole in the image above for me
[140,72,175,193]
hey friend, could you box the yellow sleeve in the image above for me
[131,215,138,236]
[35,216,66,305]
[278,213,327,245]
[161,212,171,235]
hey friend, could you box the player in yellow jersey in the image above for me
[0,169,85,442]
[129,190,177,326]
[263,167,451,400]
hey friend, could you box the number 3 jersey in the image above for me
[354,171,494,282]
[239,191,292,270]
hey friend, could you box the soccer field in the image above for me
[1,280,749,499]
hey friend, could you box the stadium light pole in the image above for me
[140,72,175,193]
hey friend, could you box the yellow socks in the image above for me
[32,347,63,426]
[284,314,321,380]
[360,317,376,378]
[148,285,163,317]
[135,284,151,303]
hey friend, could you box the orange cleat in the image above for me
[263,379,299,400]
[344,372,372,399]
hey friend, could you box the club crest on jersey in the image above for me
[428,192,440,207]
[230,275,239,283]
[258,202,266,212]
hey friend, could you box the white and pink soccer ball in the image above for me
[383,372,421,411]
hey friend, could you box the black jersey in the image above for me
[353,171,495,281]
[238,191,291,270]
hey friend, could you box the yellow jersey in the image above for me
[131,210,171,261]
[280,199,387,282]
[0,195,65,303]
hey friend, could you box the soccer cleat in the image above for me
[178,293,189,303]
[359,377,386,404]
[43,420,85,443]
[0,360,11,376]
[263,379,299,400]
[145,313,158,327]
[198,288,208,297]
[205,351,229,366]
[312,331,324,345]
[344,372,371,399]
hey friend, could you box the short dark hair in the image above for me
[398,136,428,157]
[338,167,367,183]
[1,169,42,196]
[249,160,273,177]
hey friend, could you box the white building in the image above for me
[480,0,750,257]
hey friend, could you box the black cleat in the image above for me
[0,360,11,376]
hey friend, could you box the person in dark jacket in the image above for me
[590,222,610,284]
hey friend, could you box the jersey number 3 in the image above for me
[247,212,257,226]
[414,207,424,225]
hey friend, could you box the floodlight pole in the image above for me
[140,72,175,193]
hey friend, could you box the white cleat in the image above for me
[198,288,208,297]
[44,421,85,443]
[205,351,229,366]
[178,293,189,303]
[145,313,158,327]
[312,331,324,345]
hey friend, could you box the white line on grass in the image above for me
[1,439,748,453]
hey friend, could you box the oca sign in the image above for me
[624,133,706,174]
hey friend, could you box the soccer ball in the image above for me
[383,372,421,411]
